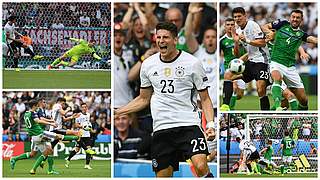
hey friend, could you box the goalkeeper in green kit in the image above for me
[49,37,102,69]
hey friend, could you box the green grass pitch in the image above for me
[221,172,318,178]
[3,159,111,177]
[3,70,111,89]
[220,95,317,110]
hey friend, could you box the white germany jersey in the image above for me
[140,51,209,132]
[4,22,15,43]
[239,139,257,158]
[194,45,218,108]
[50,104,63,131]
[236,20,270,63]
[114,49,135,108]
[75,113,91,137]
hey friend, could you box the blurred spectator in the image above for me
[308,143,317,156]
[79,12,90,27]
[14,98,26,118]
[114,114,151,159]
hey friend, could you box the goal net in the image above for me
[3,2,111,70]
[246,114,318,173]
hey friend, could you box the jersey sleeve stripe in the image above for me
[198,86,210,92]
[140,86,152,89]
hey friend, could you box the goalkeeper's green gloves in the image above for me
[93,53,102,60]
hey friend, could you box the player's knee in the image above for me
[224,71,233,80]
[193,161,209,176]
[257,88,266,97]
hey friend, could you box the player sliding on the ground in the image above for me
[48,37,102,69]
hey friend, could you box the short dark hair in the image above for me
[8,16,16,22]
[225,17,234,22]
[232,7,246,16]
[204,26,217,33]
[28,99,38,108]
[81,102,87,107]
[267,139,272,145]
[57,97,66,103]
[156,22,178,37]
[290,9,303,17]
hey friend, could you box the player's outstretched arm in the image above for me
[185,3,202,54]
[306,36,318,44]
[35,118,57,127]
[115,87,153,117]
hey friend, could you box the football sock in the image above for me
[271,82,282,109]
[223,80,233,105]
[298,103,308,110]
[246,163,252,172]
[204,172,214,178]
[85,154,91,165]
[51,139,60,148]
[60,61,69,67]
[51,58,61,66]
[32,155,45,170]
[13,57,18,68]
[47,155,54,172]
[63,135,79,141]
[229,93,237,110]
[68,150,77,161]
[24,47,35,57]
[260,96,270,110]
[289,99,298,110]
[13,152,30,161]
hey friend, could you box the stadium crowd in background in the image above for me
[114,3,217,161]
[220,2,318,65]
[2,91,111,141]
[3,3,111,28]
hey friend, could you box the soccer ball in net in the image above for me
[82,121,92,131]
[229,59,245,74]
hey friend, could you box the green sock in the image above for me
[63,135,79,141]
[47,155,54,172]
[13,152,30,161]
[289,99,298,110]
[32,155,46,171]
[229,94,237,110]
[51,58,61,66]
[298,103,308,110]
[271,82,282,109]
[60,61,69,67]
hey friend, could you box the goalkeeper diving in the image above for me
[49,37,102,69]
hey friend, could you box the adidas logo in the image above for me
[153,71,159,76]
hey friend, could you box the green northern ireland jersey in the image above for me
[24,111,43,136]
[281,136,294,156]
[220,34,246,69]
[68,38,95,56]
[264,146,273,161]
[271,19,308,67]
[176,28,189,52]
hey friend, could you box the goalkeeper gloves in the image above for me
[93,53,102,60]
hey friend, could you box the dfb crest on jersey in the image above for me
[164,67,172,77]
[175,66,185,77]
